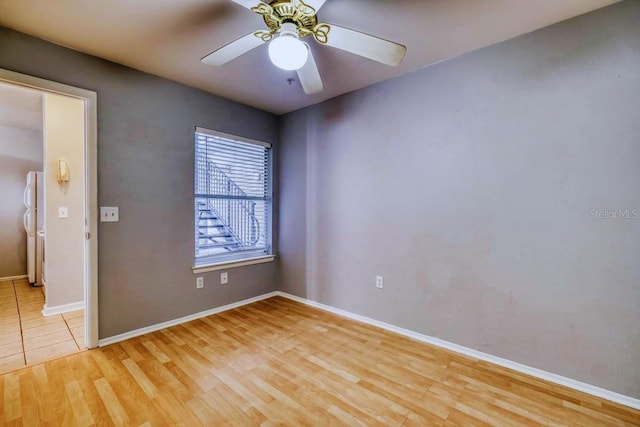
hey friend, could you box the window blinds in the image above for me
[194,128,271,264]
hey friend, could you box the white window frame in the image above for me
[192,127,274,273]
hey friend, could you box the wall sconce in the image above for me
[57,159,69,184]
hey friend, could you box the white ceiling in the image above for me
[0,81,42,131]
[0,0,618,115]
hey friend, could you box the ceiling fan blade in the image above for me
[201,33,264,66]
[323,24,406,66]
[297,47,324,95]
[229,0,266,10]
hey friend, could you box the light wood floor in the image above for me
[1,296,638,426]
[0,278,84,374]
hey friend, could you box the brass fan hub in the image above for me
[265,1,317,35]
[251,0,330,44]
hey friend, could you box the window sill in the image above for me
[192,255,275,274]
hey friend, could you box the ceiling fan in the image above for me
[201,0,407,95]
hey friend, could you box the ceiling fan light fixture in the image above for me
[268,23,309,71]
[201,0,408,95]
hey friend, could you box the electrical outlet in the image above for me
[221,272,228,285]
[196,277,204,289]
[376,275,384,289]
[100,206,119,222]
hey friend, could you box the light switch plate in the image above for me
[100,206,119,222]
[58,207,68,218]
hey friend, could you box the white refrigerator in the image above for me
[23,171,45,286]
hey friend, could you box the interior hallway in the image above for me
[0,278,84,374]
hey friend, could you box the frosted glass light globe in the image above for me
[268,36,309,71]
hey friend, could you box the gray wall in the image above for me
[0,27,278,338]
[278,1,640,398]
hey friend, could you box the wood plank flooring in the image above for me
[0,296,638,426]
[0,279,85,374]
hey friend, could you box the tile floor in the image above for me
[0,278,84,374]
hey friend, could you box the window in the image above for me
[194,127,272,266]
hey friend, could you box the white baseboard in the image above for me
[274,291,640,411]
[42,301,84,316]
[98,291,279,347]
[0,274,28,283]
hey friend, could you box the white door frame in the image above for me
[0,68,99,348]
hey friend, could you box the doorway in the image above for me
[0,68,98,366]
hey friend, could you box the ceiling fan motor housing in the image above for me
[263,1,318,38]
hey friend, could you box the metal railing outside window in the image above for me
[194,127,272,265]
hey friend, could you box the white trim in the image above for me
[42,301,84,316]
[0,68,99,350]
[0,275,28,282]
[274,291,640,411]
[192,255,275,274]
[195,126,271,148]
[84,83,99,351]
[98,291,279,347]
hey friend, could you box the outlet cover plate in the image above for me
[221,272,228,285]
[101,206,119,222]
[376,275,383,289]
